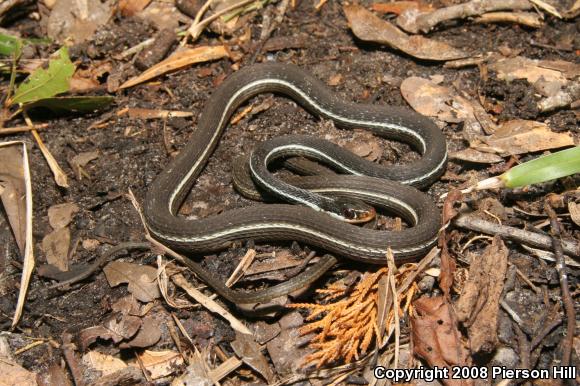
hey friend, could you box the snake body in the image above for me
[144,63,447,303]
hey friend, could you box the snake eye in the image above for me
[343,208,357,220]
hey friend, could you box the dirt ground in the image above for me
[0,0,578,385]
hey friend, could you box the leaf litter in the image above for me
[1,0,579,384]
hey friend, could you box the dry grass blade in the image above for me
[172,273,251,335]
[0,141,34,327]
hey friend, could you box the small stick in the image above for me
[454,213,580,257]
[544,202,575,367]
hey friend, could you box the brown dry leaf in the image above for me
[266,312,313,375]
[46,0,115,43]
[120,316,162,348]
[450,148,504,164]
[343,4,467,61]
[231,331,275,384]
[119,0,153,16]
[41,227,70,271]
[568,202,580,227]
[483,120,574,156]
[455,236,508,353]
[401,77,477,123]
[120,45,229,89]
[0,141,34,328]
[0,144,27,254]
[48,202,79,229]
[69,151,99,180]
[105,314,142,342]
[371,1,433,15]
[133,350,183,380]
[0,358,37,386]
[490,56,579,84]
[103,261,161,302]
[82,351,128,376]
[139,0,188,30]
[411,296,473,386]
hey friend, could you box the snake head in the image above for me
[333,198,376,224]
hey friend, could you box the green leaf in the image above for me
[11,46,75,105]
[501,146,580,188]
[24,96,115,114]
[0,33,22,57]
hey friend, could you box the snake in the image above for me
[143,62,447,304]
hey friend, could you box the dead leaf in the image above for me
[483,120,574,155]
[119,0,153,16]
[401,77,477,123]
[0,141,34,328]
[82,351,128,376]
[41,227,70,271]
[450,148,504,164]
[133,350,183,380]
[120,317,162,348]
[69,151,99,180]
[489,56,574,85]
[105,314,142,342]
[120,45,229,89]
[455,236,508,353]
[568,202,580,227]
[0,144,27,254]
[103,261,161,302]
[231,331,275,383]
[344,4,467,61]
[371,1,433,15]
[48,202,79,229]
[0,358,37,386]
[47,0,115,43]
[266,312,313,376]
[327,74,342,86]
[411,296,473,386]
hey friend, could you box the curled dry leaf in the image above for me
[119,316,162,348]
[482,120,574,156]
[455,236,508,353]
[568,202,580,227]
[343,4,467,61]
[411,296,473,386]
[103,261,161,302]
[48,202,79,229]
[41,227,70,271]
[231,331,275,384]
[120,45,229,89]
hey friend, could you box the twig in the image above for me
[544,202,575,367]
[398,0,534,33]
[454,213,580,257]
[474,11,543,28]
[530,316,562,350]
[62,333,85,386]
